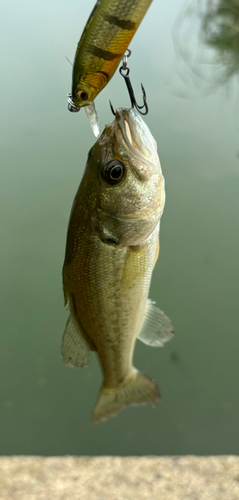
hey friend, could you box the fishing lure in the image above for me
[67,0,153,134]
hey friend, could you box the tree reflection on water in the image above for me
[173,0,239,93]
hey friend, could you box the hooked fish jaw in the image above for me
[116,108,160,181]
[80,106,165,245]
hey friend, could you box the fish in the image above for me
[62,108,174,424]
[69,0,153,110]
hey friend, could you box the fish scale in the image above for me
[62,108,174,423]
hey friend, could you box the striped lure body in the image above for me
[71,0,153,108]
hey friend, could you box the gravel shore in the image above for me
[1,456,239,499]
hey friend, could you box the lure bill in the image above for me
[67,94,100,137]
[62,108,173,424]
[84,102,100,137]
[69,0,153,110]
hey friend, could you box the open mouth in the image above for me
[124,120,133,146]
[116,109,159,180]
[120,110,147,160]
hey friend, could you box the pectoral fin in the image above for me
[61,313,91,368]
[138,299,174,347]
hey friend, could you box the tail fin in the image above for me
[92,369,160,425]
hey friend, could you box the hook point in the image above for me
[140,83,146,97]
[109,100,116,116]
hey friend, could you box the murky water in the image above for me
[1,0,239,455]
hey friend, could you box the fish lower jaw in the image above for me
[99,209,159,223]
[98,202,163,224]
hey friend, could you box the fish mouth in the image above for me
[115,108,159,180]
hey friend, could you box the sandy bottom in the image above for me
[0,456,239,499]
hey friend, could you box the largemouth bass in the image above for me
[70,0,153,109]
[62,108,173,424]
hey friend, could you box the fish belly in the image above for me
[63,222,159,388]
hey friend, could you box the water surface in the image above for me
[1,0,239,455]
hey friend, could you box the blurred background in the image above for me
[1,0,239,455]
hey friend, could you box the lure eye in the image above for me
[76,90,88,100]
[102,160,125,185]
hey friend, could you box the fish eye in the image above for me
[76,90,88,100]
[102,160,125,185]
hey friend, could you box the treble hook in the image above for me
[110,49,148,116]
[119,67,148,115]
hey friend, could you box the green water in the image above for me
[1,0,239,455]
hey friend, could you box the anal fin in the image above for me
[138,299,174,347]
[61,313,91,367]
